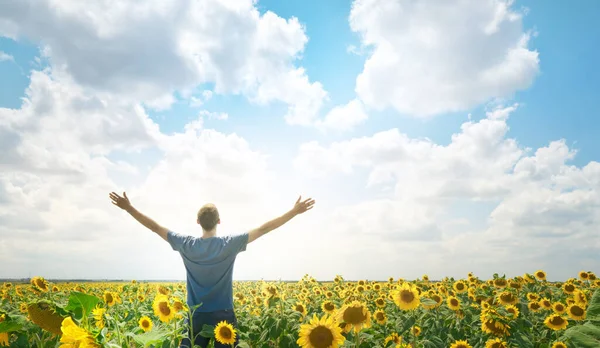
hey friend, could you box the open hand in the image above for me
[292,196,315,214]
[109,191,132,211]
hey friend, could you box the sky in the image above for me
[0,0,599,282]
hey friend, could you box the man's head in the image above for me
[197,203,220,231]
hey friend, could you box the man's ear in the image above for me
[217,219,221,225]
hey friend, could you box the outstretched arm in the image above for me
[109,192,169,242]
[248,196,315,244]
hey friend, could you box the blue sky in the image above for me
[2,0,598,167]
[1,0,599,281]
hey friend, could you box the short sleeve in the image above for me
[224,232,249,256]
[167,231,194,252]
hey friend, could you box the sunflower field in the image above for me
[1,271,600,348]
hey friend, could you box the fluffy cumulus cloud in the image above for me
[295,105,600,280]
[0,67,327,280]
[349,0,540,117]
[315,99,369,132]
[0,0,327,124]
[0,50,13,62]
[1,0,597,282]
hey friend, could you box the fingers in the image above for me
[296,195,301,203]
[123,192,128,200]
[109,192,121,200]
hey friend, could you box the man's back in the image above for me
[167,231,249,313]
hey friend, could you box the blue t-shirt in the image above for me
[167,230,249,313]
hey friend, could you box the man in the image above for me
[109,191,315,348]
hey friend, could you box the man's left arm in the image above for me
[125,205,169,242]
[109,192,169,242]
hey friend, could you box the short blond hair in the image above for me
[197,203,219,231]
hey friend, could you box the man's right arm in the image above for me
[248,196,315,244]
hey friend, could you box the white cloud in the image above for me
[199,110,229,121]
[315,99,368,132]
[0,50,13,62]
[187,90,215,108]
[0,68,328,281]
[0,0,327,121]
[349,0,540,117]
[145,94,177,111]
[295,105,600,280]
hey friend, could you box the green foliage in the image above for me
[64,291,101,320]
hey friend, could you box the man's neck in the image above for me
[201,229,217,239]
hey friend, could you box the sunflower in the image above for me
[32,277,49,292]
[504,305,519,318]
[493,278,507,288]
[508,280,522,290]
[411,325,421,336]
[373,309,387,324]
[60,317,100,347]
[335,301,371,333]
[322,301,336,314]
[579,271,589,280]
[528,301,542,312]
[375,298,386,308]
[447,296,461,311]
[527,293,539,301]
[214,321,236,345]
[535,270,547,281]
[481,317,509,336]
[552,302,566,314]
[172,299,185,313]
[450,339,472,348]
[139,316,153,332]
[544,314,568,331]
[0,332,7,347]
[453,281,467,293]
[157,285,170,296]
[294,302,308,318]
[540,298,552,309]
[262,283,279,298]
[27,301,65,335]
[551,342,567,348]
[485,338,508,348]
[254,297,262,306]
[566,304,586,320]
[383,332,403,346]
[103,291,117,306]
[391,283,420,310]
[523,273,536,283]
[296,314,345,348]
[480,309,510,336]
[562,283,576,294]
[19,303,27,313]
[573,290,588,306]
[91,306,106,329]
[498,291,518,306]
[152,295,175,323]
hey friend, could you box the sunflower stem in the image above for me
[113,312,123,347]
